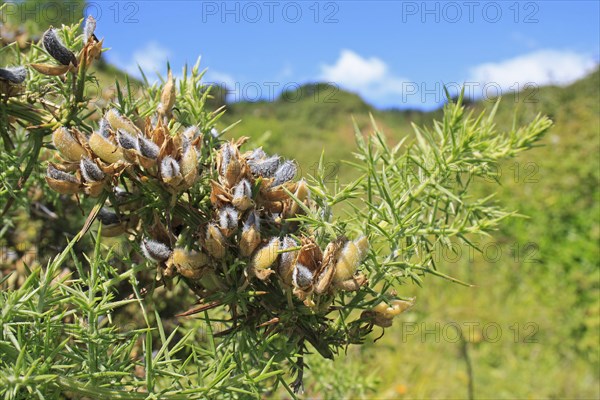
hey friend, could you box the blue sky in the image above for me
[91,1,599,109]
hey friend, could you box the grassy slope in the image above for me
[216,72,599,398]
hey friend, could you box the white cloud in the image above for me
[319,49,408,103]
[111,42,171,79]
[205,70,236,88]
[469,49,597,90]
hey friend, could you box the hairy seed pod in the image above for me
[83,15,96,41]
[46,164,80,194]
[160,156,181,182]
[42,28,77,66]
[171,248,210,279]
[80,157,105,182]
[232,179,253,210]
[98,118,110,138]
[246,147,266,161]
[219,206,239,232]
[248,155,280,178]
[240,212,261,257]
[205,224,226,259]
[138,135,159,160]
[141,238,172,263]
[116,129,138,150]
[278,236,298,284]
[0,66,27,84]
[272,160,297,186]
[333,237,368,283]
[105,109,140,135]
[219,143,241,188]
[210,127,220,138]
[314,238,344,294]
[180,146,198,187]
[52,127,86,162]
[250,237,280,270]
[96,208,127,237]
[89,131,124,164]
[97,208,121,225]
[158,71,175,116]
[292,263,314,289]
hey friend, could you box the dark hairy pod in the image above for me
[248,155,280,178]
[138,135,159,159]
[116,130,138,150]
[0,66,27,84]
[80,157,105,182]
[272,160,297,186]
[42,28,77,67]
[141,238,172,263]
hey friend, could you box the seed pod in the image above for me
[210,127,220,138]
[288,179,310,217]
[240,212,261,257]
[83,15,96,42]
[160,156,183,187]
[170,248,210,279]
[89,131,124,164]
[245,147,266,161]
[141,238,172,263]
[98,117,110,138]
[138,135,159,160]
[292,263,314,290]
[180,145,198,188]
[272,160,297,186]
[157,70,175,117]
[97,208,126,237]
[232,179,253,210]
[0,66,27,84]
[105,109,140,135]
[46,164,80,194]
[116,129,138,150]
[52,127,87,162]
[278,236,298,284]
[314,237,345,294]
[333,236,368,283]
[248,155,280,178]
[42,28,77,67]
[250,237,280,270]
[29,63,70,76]
[205,223,226,259]
[218,143,241,188]
[80,157,105,182]
[219,206,239,234]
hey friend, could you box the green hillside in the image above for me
[215,71,599,398]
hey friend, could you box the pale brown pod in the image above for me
[277,236,298,285]
[89,131,124,164]
[180,145,198,188]
[168,248,210,279]
[250,237,280,271]
[52,127,87,162]
[232,179,253,211]
[205,223,227,259]
[106,109,141,136]
[46,164,81,194]
[240,213,261,257]
[157,70,176,117]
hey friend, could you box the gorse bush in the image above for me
[0,16,552,399]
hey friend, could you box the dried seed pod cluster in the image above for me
[138,134,371,307]
[47,103,201,198]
